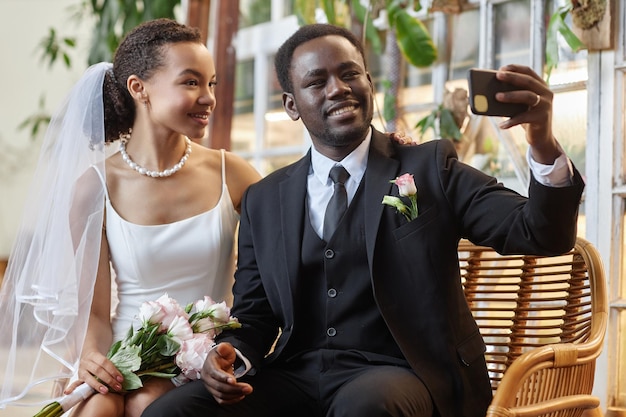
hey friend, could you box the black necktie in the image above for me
[323,165,350,241]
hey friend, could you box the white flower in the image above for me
[167,315,194,345]
[193,296,217,313]
[207,301,231,323]
[138,301,166,326]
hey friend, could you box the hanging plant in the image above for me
[545,1,589,81]
[571,0,607,30]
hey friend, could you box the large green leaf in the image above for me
[545,5,585,79]
[439,108,462,141]
[392,9,437,68]
[294,0,318,25]
[415,111,437,139]
[321,0,336,24]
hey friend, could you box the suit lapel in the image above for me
[364,130,400,273]
[279,152,311,291]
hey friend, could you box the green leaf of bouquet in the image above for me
[109,345,142,372]
[144,324,160,347]
[142,371,177,379]
[106,340,122,358]
[158,335,181,357]
[121,370,143,391]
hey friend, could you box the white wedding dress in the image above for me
[97,150,239,340]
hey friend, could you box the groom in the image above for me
[143,23,584,417]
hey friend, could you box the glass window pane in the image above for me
[262,154,304,174]
[265,115,303,149]
[546,0,588,84]
[552,88,587,174]
[268,55,283,111]
[235,59,254,115]
[265,55,303,150]
[231,113,256,153]
[239,0,272,29]
[450,9,480,80]
[494,0,531,68]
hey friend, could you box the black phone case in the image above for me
[467,68,527,117]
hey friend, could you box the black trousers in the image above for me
[141,350,434,417]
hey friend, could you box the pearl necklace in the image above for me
[119,137,192,178]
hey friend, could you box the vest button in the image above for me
[324,249,335,258]
[327,288,337,298]
[326,327,337,337]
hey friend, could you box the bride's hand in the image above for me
[64,350,124,394]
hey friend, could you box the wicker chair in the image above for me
[458,237,608,417]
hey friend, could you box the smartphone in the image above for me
[467,68,527,117]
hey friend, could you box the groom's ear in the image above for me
[282,92,300,121]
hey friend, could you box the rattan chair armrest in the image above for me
[486,395,600,417]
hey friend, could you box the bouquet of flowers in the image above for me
[33,294,240,417]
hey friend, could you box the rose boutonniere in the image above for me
[382,173,419,222]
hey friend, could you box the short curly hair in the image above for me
[102,18,202,142]
[274,24,366,94]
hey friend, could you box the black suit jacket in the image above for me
[218,128,585,417]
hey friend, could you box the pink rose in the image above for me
[138,301,166,326]
[383,173,419,222]
[156,294,189,331]
[175,333,213,380]
[394,173,417,197]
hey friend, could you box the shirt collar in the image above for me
[310,127,371,186]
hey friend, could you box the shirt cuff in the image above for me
[526,146,573,187]
[233,347,254,378]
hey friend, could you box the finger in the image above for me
[78,359,123,393]
[78,369,113,394]
[495,70,548,98]
[205,380,253,405]
[63,380,83,394]
[497,64,543,83]
[494,91,546,112]
[88,354,124,384]
[214,342,237,366]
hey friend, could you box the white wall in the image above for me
[0,0,92,257]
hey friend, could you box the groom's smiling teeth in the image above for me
[329,105,356,117]
[190,113,209,119]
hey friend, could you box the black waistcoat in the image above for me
[285,183,407,363]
